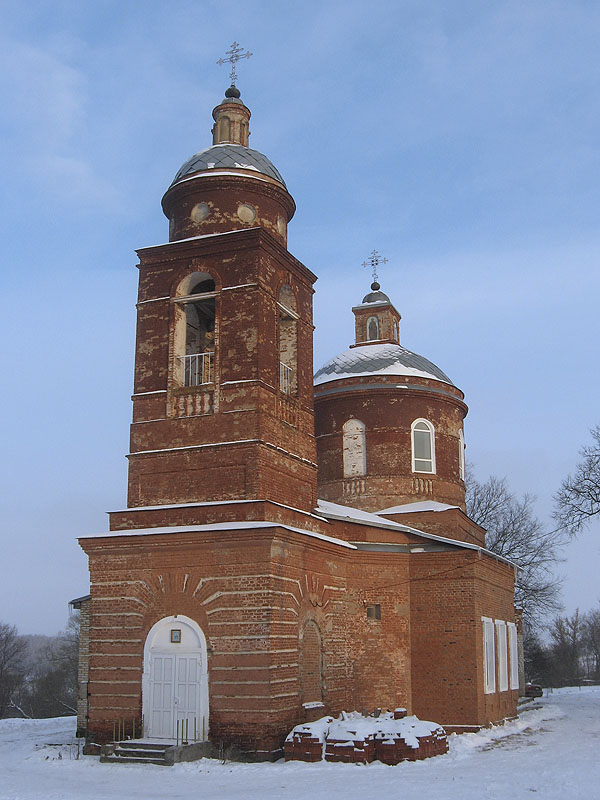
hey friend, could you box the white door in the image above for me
[150,654,176,739]
[143,616,209,741]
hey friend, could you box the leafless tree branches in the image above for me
[555,425,600,535]
[466,472,567,625]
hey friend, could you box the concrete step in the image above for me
[100,754,170,766]
[100,740,174,766]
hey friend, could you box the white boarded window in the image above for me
[482,617,496,694]
[459,429,466,481]
[411,419,435,474]
[508,622,519,690]
[496,620,509,692]
[343,418,366,477]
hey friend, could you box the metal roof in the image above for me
[170,144,286,188]
[314,342,453,386]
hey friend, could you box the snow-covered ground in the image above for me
[1,688,598,800]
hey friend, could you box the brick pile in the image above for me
[285,711,448,765]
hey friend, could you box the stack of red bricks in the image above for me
[285,710,448,765]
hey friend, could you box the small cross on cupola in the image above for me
[351,250,401,348]
[212,42,253,146]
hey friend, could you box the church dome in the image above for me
[170,143,286,189]
[314,342,453,386]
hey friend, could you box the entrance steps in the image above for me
[100,739,212,766]
[100,741,173,766]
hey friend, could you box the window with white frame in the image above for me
[343,418,366,477]
[496,619,509,692]
[482,617,496,694]
[459,429,466,481]
[411,419,435,473]
[508,622,519,690]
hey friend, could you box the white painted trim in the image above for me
[137,296,170,306]
[132,390,167,397]
[221,283,259,292]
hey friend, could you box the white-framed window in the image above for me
[366,316,379,341]
[343,418,366,477]
[507,622,519,690]
[496,619,509,692]
[459,429,466,481]
[411,419,436,474]
[482,616,496,694]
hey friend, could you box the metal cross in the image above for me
[362,250,388,284]
[217,41,253,87]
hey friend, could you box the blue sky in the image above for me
[1,0,598,634]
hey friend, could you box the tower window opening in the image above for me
[173,273,216,387]
[367,316,380,341]
[343,418,366,477]
[278,285,298,395]
[459,429,466,481]
[219,116,231,142]
[411,419,435,474]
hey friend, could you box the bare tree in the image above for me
[549,610,584,685]
[466,473,567,625]
[583,607,600,681]
[0,622,26,718]
[555,425,600,535]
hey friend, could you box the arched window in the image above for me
[343,418,366,477]
[278,285,298,395]
[173,272,216,387]
[393,319,399,342]
[219,116,231,141]
[411,419,435,473]
[459,429,466,481]
[299,620,323,704]
[367,316,379,341]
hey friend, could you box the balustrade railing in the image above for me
[179,351,214,387]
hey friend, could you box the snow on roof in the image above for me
[316,499,411,528]
[137,227,260,252]
[316,499,517,566]
[80,521,356,550]
[314,343,453,386]
[378,501,461,514]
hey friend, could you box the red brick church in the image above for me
[76,76,519,758]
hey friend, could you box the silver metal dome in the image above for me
[170,143,286,188]
[314,343,453,386]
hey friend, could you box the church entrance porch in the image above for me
[142,615,209,742]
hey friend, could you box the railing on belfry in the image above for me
[280,361,293,395]
[179,351,214,387]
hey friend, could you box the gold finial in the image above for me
[217,41,253,87]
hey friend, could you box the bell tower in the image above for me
[120,83,318,516]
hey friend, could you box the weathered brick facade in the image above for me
[78,85,518,758]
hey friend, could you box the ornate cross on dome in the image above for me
[362,249,388,285]
[217,41,253,87]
